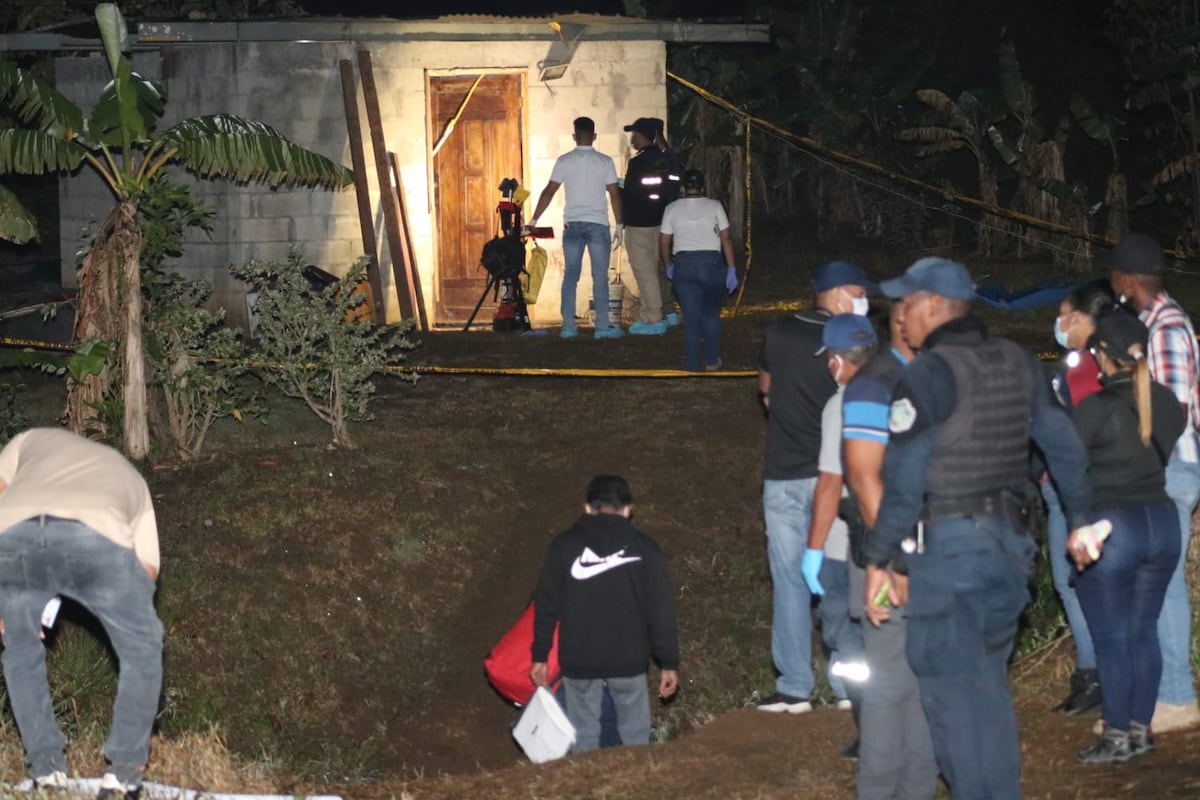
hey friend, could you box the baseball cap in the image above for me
[682,169,705,190]
[879,257,975,300]
[1088,307,1149,360]
[1097,232,1164,275]
[813,261,877,293]
[623,117,658,138]
[816,313,879,355]
[573,116,595,135]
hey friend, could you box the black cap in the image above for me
[1098,232,1164,275]
[573,116,595,135]
[623,117,658,138]
[1088,307,1149,360]
[682,169,705,190]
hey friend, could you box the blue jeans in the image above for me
[905,515,1035,800]
[1075,502,1179,730]
[1158,457,1200,705]
[1041,480,1096,670]
[763,478,817,698]
[672,250,724,371]
[561,221,612,332]
[562,674,650,753]
[817,556,862,700]
[0,517,163,784]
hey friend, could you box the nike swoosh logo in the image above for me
[570,546,642,580]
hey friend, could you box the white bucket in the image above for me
[512,686,576,763]
[607,283,623,328]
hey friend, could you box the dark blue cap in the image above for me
[813,261,876,293]
[1097,232,1164,275]
[816,313,878,355]
[880,257,975,301]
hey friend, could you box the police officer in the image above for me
[863,258,1103,800]
[622,117,681,335]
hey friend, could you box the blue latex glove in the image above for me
[666,263,674,281]
[725,266,738,293]
[801,548,825,595]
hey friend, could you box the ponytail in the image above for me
[1133,356,1152,447]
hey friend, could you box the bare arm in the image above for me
[844,438,887,527]
[607,183,623,225]
[758,370,771,409]
[807,471,843,551]
[719,227,736,267]
[529,181,561,225]
[659,232,674,266]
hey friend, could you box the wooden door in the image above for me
[431,74,524,324]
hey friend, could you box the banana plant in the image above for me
[0,3,352,459]
[896,87,1009,255]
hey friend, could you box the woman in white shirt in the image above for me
[658,170,739,371]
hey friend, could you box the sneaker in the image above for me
[756,692,812,713]
[33,770,68,790]
[594,327,624,340]
[560,327,578,339]
[628,320,668,336]
[704,359,723,371]
[1151,701,1200,733]
[1129,721,1155,756]
[836,698,853,711]
[1078,727,1133,764]
[97,773,141,800]
[664,312,680,327]
[1058,668,1102,716]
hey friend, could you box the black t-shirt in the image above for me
[760,310,836,480]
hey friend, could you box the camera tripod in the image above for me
[462,180,532,332]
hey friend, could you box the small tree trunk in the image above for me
[977,169,999,257]
[1105,171,1129,241]
[121,207,149,460]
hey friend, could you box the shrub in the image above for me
[144,273,263,460]
[0,380,27,441]
[230,251,417,448]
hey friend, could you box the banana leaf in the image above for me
[95,3,129,79]
[997,37,1035,118]
[89,64,167,146]
[0,128,86,174]
[155,114,353,188]
[1151,153,1200,188]
[0,61,85,138]
[0,181,37,243]
[986,125,1027,175]
[915,89,972,131]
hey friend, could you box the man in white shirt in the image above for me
[528,117,625,339]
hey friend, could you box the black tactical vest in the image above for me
[925,337,1033,499]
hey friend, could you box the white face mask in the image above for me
[841,289,869,316]
[1054,316,1071,349]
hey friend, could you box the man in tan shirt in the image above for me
[0,428,162,798]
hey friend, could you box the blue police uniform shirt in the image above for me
[866,316,1093,567]
[842,348,909,444]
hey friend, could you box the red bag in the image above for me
[485,603,560,706]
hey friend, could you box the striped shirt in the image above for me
[1140,292,1200,463]
[843,348,909,443]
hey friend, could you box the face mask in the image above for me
[841,289,869,316]
[1054,316,1071,349]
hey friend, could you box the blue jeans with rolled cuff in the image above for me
[0,516,163,785]
[763,478,817,700]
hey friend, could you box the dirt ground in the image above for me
[4,251,1200,798]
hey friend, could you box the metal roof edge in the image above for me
[0,17,769,52]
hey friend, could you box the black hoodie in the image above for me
[531,512,679,679]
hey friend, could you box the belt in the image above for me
[923,490,1033,533]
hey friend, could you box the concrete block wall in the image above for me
[55,37,667,330]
